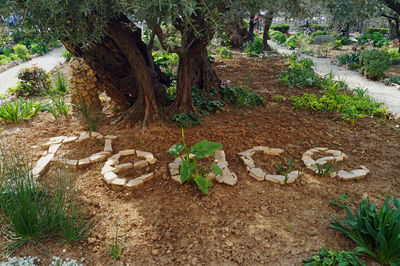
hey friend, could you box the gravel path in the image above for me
[269,41,400,116]
[0,47,66,95]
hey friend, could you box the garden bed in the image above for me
[0,55,399,265]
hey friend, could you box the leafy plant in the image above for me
[0,98,44,123]
[171,112,202,128]
[73,96,102,131]
[290,80,387,124]
[9,65,51,96]
[244,36,264,57]
[278,53,321,88]
[388,76,400,85]
[61,50,72,61]
[0,141,94,255]
[270,24,290,34]
[330,196,400,265]
[166,129,223,194]
[338,52,360,70]
[304,249,365,266]
[29,42,48,55]
[48,95,70,119]
[330,193,350,209]
[217,46,233,59]
[12,44,29,60]
[284,158,293,185]
[52,68,69,95]
[108,214,123,260]
[284,36,299,50]
[316,163,333,176]
[269,30,287,44]
[359,50,391,80]
[219,85,264,107]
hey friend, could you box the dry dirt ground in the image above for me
[1,55,400,265]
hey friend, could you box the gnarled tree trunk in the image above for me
[63,14,168,127]
[225,19,252,48]
[263,11,274,51]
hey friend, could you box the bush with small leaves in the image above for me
[9,65,51,96]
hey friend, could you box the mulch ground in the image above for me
[1,54,399,265]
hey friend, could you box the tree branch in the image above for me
[154,24,182,56]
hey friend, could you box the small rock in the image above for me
[63,136,78,144]
[136,173,154,182]
[337,170,357,180]
[134,160,148,169]
[78,158,91,167]
[249,168,265,181]
[119,149,136,156]
[104,139,113,153]
[126,179,144,190]
[103,172,118,184]
[115,163,133,171]
[171,175,182,184]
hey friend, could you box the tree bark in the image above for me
[249,14,256,40]
[263,11,274,51]
[168,17,221,114]
[225,19,252,48]
[63,14,168,127]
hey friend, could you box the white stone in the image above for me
[63,136,78,144]
[91,132,101,138]
[49,136,66,144]
[241,157,255,168]
[104,139,112,153]
[109,153,121,161]
[222,168,238,186]
[217,161,228,169]
[66,160,78,169]
[337,170,357,180]
[119,149,136,156]
[170,168,179,176]
[169,162,180,170]
[32,153,55,176]
[101,165,116,175]
[286,171,300,184]
[171,175,182,184]
[214,150,226,162]
[206,173,216,182]
[126,179,144,190]
[134,160,148,169]
[136,150,156,164]
[350,166,370,179]
[115,163,133,171]
[48,143,62,154]
[238,149,255,159]
[89,153,108,163]
[104,135,118,140]
[326,149,342,157]
[78,158,91,167]
[111,178,126,187]
[76,132,90,142]
[249,168,265,181]
[263,148,284,156]
[265,174,285,183]
[136,173,154,182]
[103,172,118,184]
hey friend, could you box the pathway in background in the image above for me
[269,41,400,116]
[0,47,66,95]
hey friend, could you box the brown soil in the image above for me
[60,138,104,159]
[1,55,399,265]
[117,155,156,180]
[307,44,356,58]
[385,64,400,78]
[252,151,300,175]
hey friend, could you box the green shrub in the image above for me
[72,96,102,131]
[10,66,51,96]
[52,68,69,95]
[153,52,179,78]
[217,46,233,59]
[219,86,264,107]
[359,50,391,80]
[0,141,94,255]
[192,87,225,113]
[290,81,387,124]
[0,54,11,65]
[278,53,321,88]
[338,52,360,70]
[310,24,326,30]
[284,36,298,50]
[61,50,72,61]
[356,33,389,48]
[330,197,400,265]
[12,44,29,60]
[270,24,290,34]
[337,36,352,45]
[304,249,365,266]
[0,98,45,123]
[389,76,400,85]
[310,30,328,40]
[244,36,264,56]
[313,35,335,45]
[48,95,70,119]
[333,40,342,50]
[29,42,49,55]
[269,30,287,44]
[366,27,389,35]
[171,112,202,128]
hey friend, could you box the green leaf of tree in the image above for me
[210,163,223,176]
[166,143,184,158]
[190,140,222,159]
[194,175,212,195]
[180,160,195,183]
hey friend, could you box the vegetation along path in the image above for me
[269,40,400,116]
[0,47,65,95]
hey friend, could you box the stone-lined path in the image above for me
[0,47,65,94]
[268,41,400,116]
